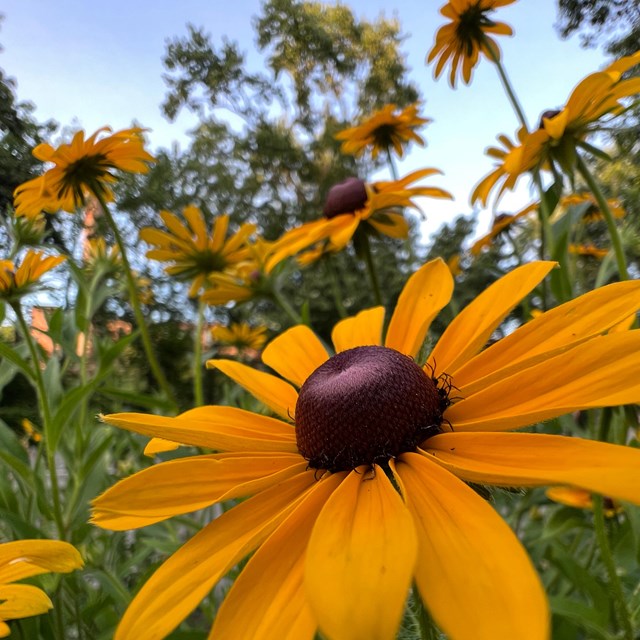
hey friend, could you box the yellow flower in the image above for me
[522,52,640,175]
[546,487,622,517]
[0,251,66,302]
[557,193,625,223]
[0,539,83,637]
[140,206,256,297]
[83,237,122,275]
[14,127,155,217]
[271,170,452,266]
[335,103,430,159]
[20,418,41,444]
[211,322,268,351]
[568,243,609,259]
[9,214,48,248]
[470,202,537,255]
[94,259,640,640]
[427,0,516,87]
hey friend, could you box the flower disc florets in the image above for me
[295,345,445,472]
[322,178,368,219]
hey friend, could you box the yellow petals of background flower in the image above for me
[14,127,155,217]
[0,540,83,637]
[0,251,66,302]
[211,322,268,351]
[335,103,430,159]
[428,0,516,87]
[93,259,640,640]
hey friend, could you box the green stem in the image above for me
[325,256,347,318]
[193,298,205,406]
[575,155,629,281]
[486,45,529,132]
[12,304,65,538]
[360,232,383,306]
[532,170,554,308]
[593,495,634,640]
[386,147,399,181]
[270,286,303,325]
[412,586,439,640]
[91,189,179,411]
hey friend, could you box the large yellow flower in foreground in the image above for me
[14,127,155,217]
[335,103,430,159]
[427,0,516,87]
[0,539,83,637]
[140,206,256,297]
[94,259,640,640]
[0,250,66,302]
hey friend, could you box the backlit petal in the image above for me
[306,467,417,640]
[332,307,385,352]
[395,453,548,640]
[385,259,453,358]
[423,432,640,505]
[208,359,298,420]
[114,471,317,640]
[262,325,330,387]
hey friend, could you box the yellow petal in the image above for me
[102,406,297,452]
[262,326,329,387]
[305,466,417,640]
[92,453,307,530]
[0,584,52,620]
[207,359,298,421]
[428,262,555,375]
[331,307,385,352]
[115,470,317,640]
[423,431,640,505]
[395,453,548,640]
[211,472,346,640]
[447,331,640,431]
[0,540,83,584]
[143,437,180,456]
[385,259,453,358]
[453,279,640,393]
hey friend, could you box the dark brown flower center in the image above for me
[323,177,368,219]
[295,345,444,472]
[538,109,561,129]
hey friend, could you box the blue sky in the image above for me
[1,0,606,240]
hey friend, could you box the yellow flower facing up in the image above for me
[271,170,452,266]
[140,206,256,297]
[470,202,537,255]
[0,251,66,302]
[335,103,430,160]
[0,539,83,637]
[14,127,155,217]
[211,322,268,351]
[93,259,640,640]
[427,0,516,87]
[522,52,640,176]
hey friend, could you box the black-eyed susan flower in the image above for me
[82,237,122,276]
[13,127,155,217]
[568,243,609,259]
[470,202,537,255]
[272,170,452,266]
[0,539,83,637]
[427,0,516,87]
[335,103,430,160]
[522,52,640,176]
[559,193,625,223]
[211,322,268,352]
[546,487,622,517]
[93,259,640,640]
[0,251,66,302]
[140,206,256,297]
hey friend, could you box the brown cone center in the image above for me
[295,345,444,472]
[322,177,368,219]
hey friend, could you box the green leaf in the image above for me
[549,596,612,639]
[0,340,34,380]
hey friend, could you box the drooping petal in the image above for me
[92,453,307,530]
[385,259,453,358]
[143,437,180,456]
[0,584,52,620]
[423,432,640,505]
[210,472,346,640]
[208,359,298,421]
[0,540,83,584]
[447,332,640,431]
[114,470,317,640]
[394,453,548,640]
[101,407,297,452]
[331,307,385,352]
[428,262,555,375]
[262,326,330,387]
[305,466,417,640]
[453,279,640,392]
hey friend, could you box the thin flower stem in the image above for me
[532,170,554,308]
[575,155,629,281]
[12,303,65,539]
[91,188,179,412]
[486,45,529,132]
[593,495,634,640]
[325,256,347,318]
[270,286,303,325]
[360,232,383,306]
[386,147,399,181]
[193,297,206,406]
